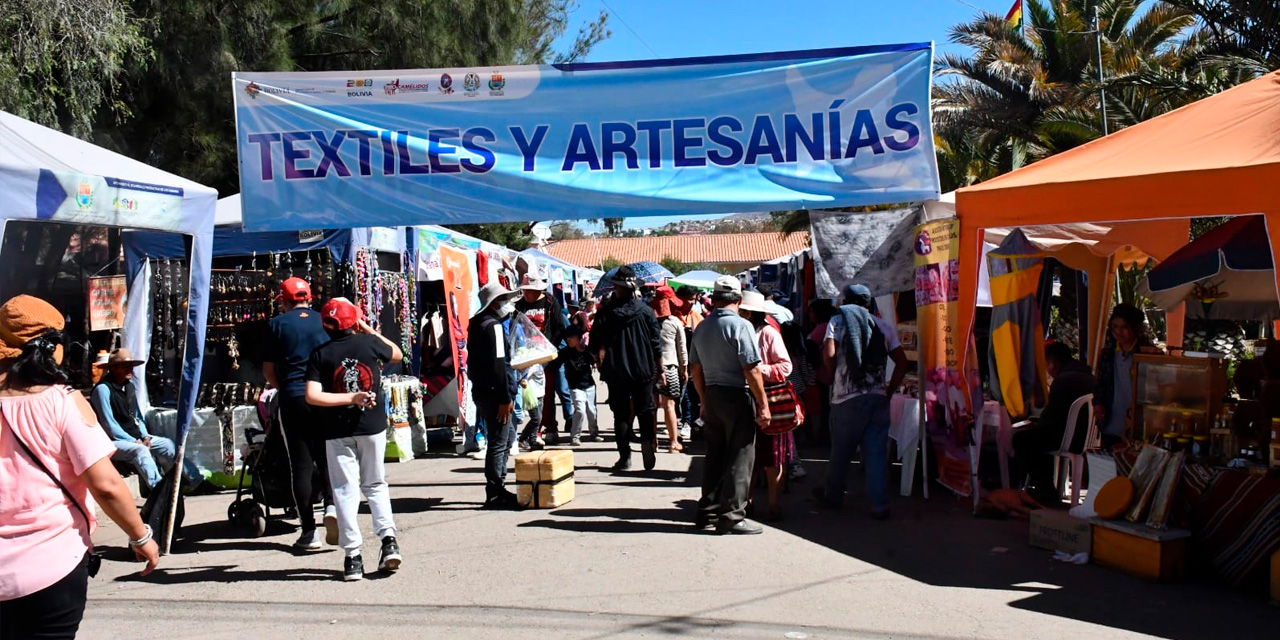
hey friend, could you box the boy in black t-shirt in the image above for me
[554,326,599,445]
[305,298,404,581]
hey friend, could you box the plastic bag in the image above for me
[509,311,558,370]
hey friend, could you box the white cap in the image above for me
[713,275,741,293]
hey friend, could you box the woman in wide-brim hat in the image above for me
[0,295,159,637]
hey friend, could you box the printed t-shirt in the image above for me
[306,334,395,440]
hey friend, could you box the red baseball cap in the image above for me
[279,277,312,302]
[319,297,359,331]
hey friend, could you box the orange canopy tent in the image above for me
[956,70,1280,365]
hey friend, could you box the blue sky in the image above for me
[561,0,993,232]
[571,0,980,62]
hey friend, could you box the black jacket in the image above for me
[589,296,660,385]
[467,310,515,405]
[1037,361,1096,452]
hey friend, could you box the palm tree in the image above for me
[934,0,1196,168]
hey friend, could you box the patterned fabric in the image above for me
[761,381,803,435]
[657,365,682,399]
[1115,452,1280,587]
[810,207,918,298]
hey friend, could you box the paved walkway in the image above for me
[82,402,1277,639]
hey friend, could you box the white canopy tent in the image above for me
[0,110,217,550]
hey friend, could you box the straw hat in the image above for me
[0,295,66,362]
[96,348,146,369]
[739,290,769,313]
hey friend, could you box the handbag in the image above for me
[6,409,103,577]
[760,380,804,435]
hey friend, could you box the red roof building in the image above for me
[544,232,809,272]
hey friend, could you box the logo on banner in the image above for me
[488,72,505,96]
[245,81,261,99]
[76,182,93,210]
[439,73,454,94]
[112,197,139,212]
[384,78,430,95]
[346,79,373,88]
[463,72,481,96]
[915,229,933,256]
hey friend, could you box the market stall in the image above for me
[955,70,1280,591]
[1,109,217,550]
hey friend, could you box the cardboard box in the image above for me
[515,450,575,509]
[1091,518,1190,581]
[1030,510,1092,555]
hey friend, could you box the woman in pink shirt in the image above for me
[739,291,794,521]
[0,296,159,639]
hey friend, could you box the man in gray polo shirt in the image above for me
[689,276,771,535]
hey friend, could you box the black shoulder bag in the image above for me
[8,423,104,577]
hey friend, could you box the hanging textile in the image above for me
[811,207,918,298]
[986,229,1049,421]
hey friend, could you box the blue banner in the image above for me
[233,44,938,231]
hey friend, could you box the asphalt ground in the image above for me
[80,400,1278,639]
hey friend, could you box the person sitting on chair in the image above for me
[90,349,215,495]
[1011,342,1095,505]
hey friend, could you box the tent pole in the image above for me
[1094,6,1109,136]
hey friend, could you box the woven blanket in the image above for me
[1115,452,1280,587]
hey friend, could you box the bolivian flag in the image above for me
[1005,0,1023,30]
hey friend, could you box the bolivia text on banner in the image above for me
[232,44,939,231]
[913,219,980,497]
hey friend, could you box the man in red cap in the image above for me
[264,277,334,552]
[306,297,404,581]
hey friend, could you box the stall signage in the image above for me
[914,219,979,497]
[298,229,324,243]
[233,44,939,230]
[35,170,186,232]
[88,275,128,331]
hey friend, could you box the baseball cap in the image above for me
[712,275,741,294]
[319,297,360,331]
[279,277,312,302]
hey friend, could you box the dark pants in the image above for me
[478,401,517,499]
[519,399,543,443]
[0,553,88,639]
[681,382,702,427]
[697,386,758,526]
[279,395,331,531]
[541,364,573,433]
[1012,423,1064,499]
[608,379,656,461]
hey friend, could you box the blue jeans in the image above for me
[112,435,202,488]
[825,393,891,512]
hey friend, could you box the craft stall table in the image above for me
[146,404,259,486]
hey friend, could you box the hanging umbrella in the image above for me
[668,269,723,290]
[595,261,675,295]
[1138,216,1278,321]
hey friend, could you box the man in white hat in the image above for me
[91,348,214,494]
[689,276,771,535]
[516,273,571,444]
[468,283,523,508]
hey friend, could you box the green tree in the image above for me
[658,254,685,275]
[95,0,609,195]
[0,0,150,137]
[934,0,1197,170]
[600,255,622,271]
[449,223,530,249]
[602,218,625,237]
[548,221,585,241]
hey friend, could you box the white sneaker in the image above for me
[679,424,692,441]
[789,464,808,480]
[323,506,339,546]
[468,447,487,460]
[294,528,323,552]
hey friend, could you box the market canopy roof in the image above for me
[956,70,1280,360]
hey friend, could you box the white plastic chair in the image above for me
[1052,393,1097,505]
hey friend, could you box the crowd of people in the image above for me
[1,264,1146,637]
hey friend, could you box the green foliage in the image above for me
[21,1,608,198]
[448,223,530,249]
[602,218,625,237]
[0,0,151,137]
[658,254,685,275]
[599,255,623,271]
[548,221,585,241]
